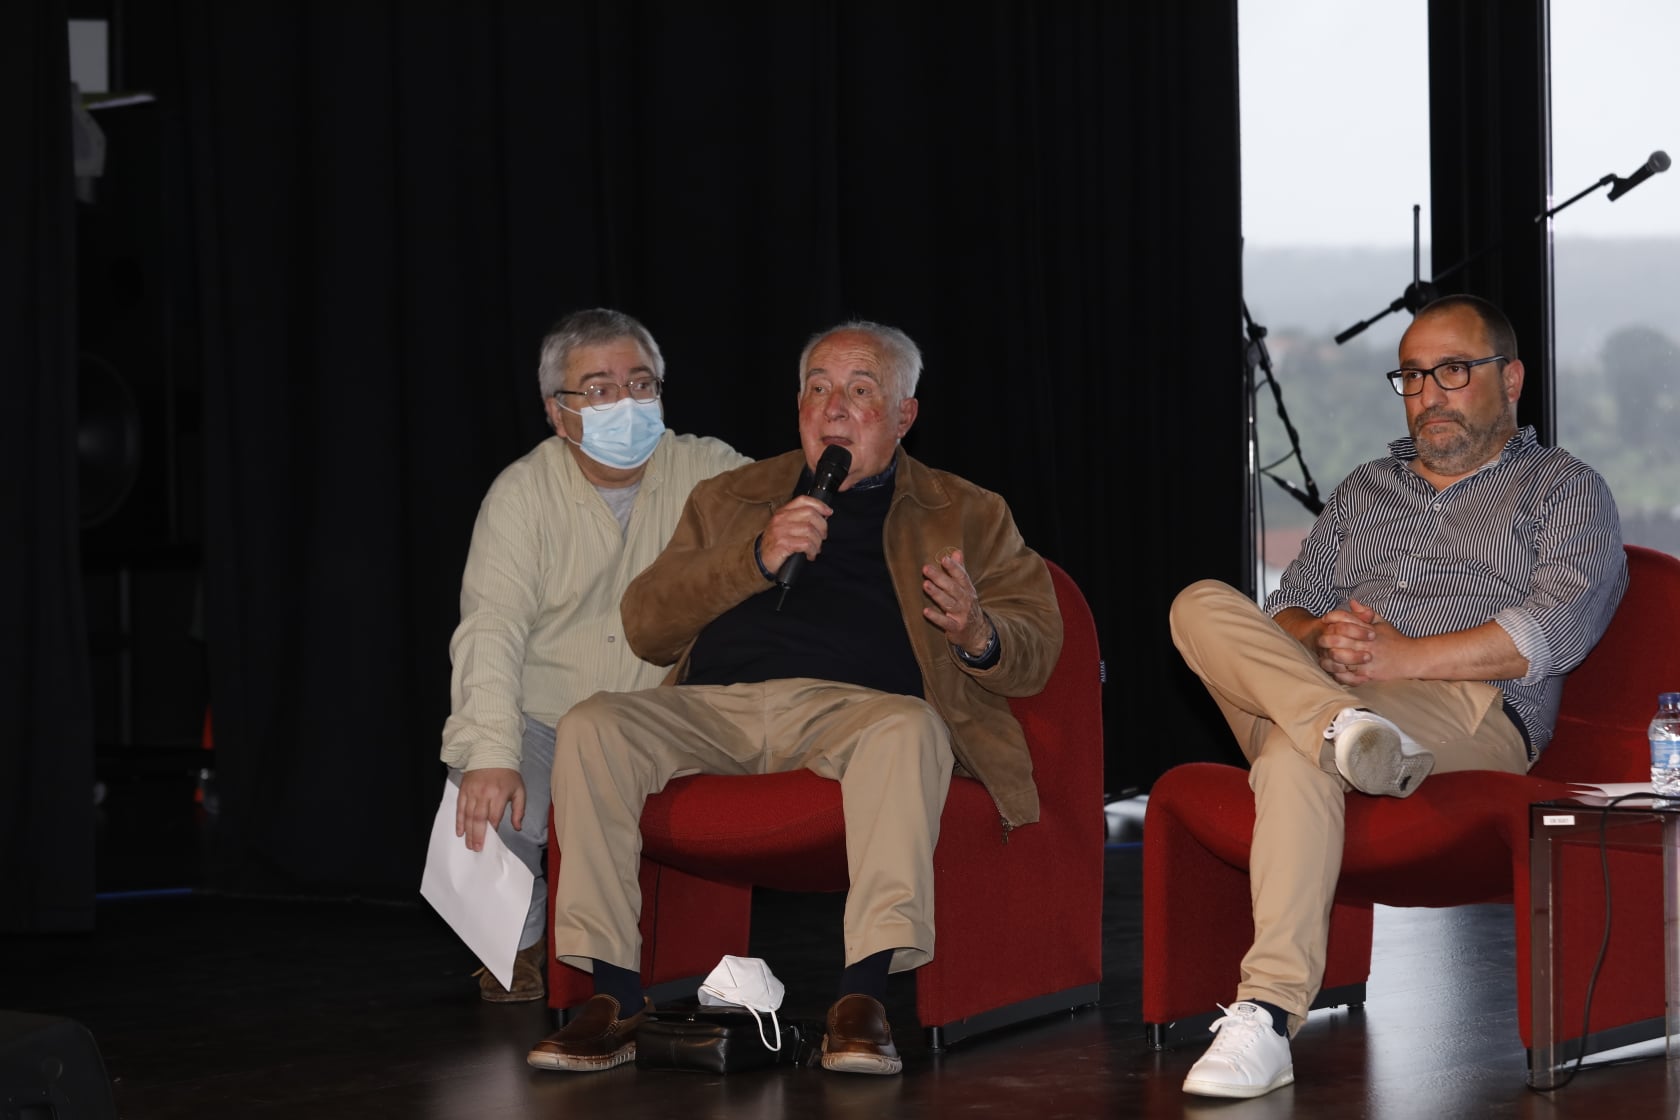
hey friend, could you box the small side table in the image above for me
[1529,794,1680,1088]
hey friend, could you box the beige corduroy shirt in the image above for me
[440,431,750,773]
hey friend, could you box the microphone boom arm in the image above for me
[1334,159,1645,346]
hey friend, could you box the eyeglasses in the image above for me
[1384,355,1505,396]
[554,376,663,411]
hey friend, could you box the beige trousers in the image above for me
[549,678,954,977]
[1169,580,1529,1032]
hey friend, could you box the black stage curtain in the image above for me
[19,1,1246,903]
[1,0,97,932]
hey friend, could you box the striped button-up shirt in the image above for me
[1266,426,1626,758]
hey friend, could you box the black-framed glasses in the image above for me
[554,376,664,411]
[1384,355,1505,397]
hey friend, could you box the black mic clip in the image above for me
[1607,150,1671,202]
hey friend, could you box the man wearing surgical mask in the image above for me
[440,308,750,1003]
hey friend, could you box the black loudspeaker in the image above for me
[0,1011,117,1120]
[76,97,208,754]
[76,98,202,558]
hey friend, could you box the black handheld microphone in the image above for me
[1607,150,1671,202]
[774,444,851,612]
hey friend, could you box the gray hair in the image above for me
[537,308,666,399]
[798,320,923,403]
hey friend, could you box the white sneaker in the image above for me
[1325,707,1434,798]
[1182,1001,1294,1099]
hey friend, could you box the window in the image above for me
[1551,0,1680,560]
[1238,0,1430,596]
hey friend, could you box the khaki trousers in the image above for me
[1169,580,1529,1032]
[549,678,954,977]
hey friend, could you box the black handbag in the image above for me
[635,1004,821,1074]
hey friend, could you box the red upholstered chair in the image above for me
[546,559,1105,1049]
[1143,543,1680,1053]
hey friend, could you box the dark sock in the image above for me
[591,959,643,1012]
[837,950,893,1002]
[1250,1000,1290,1037]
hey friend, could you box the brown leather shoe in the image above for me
[526,994,650,1072]
[476,940,546,1004]
[821,993,902,1075]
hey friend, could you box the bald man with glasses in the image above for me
[1168,293,1627,1099]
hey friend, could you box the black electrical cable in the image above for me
[1244,301,1324,519]
[1528,790,1680,1092]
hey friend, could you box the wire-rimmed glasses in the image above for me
[554,376,664,410]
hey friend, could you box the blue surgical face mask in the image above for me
[561,396,665,469]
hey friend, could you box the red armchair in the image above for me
[545,559,1105,1049]
[1142,544,1680,1052]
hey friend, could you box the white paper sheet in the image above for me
[419,778,536,990]
[1554,781,1668,807]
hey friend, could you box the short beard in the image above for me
[1411,406,1512,476]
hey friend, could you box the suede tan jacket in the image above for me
[622,448,1063,830]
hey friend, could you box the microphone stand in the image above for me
[1334,167,1621,346]
[1334,206,1437,344]
[1244,300,1324,518]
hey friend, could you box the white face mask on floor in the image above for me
[697,955,785,1050]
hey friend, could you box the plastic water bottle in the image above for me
[1649,692,1680,797]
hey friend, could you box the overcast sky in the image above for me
[1239,0,1680,247]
